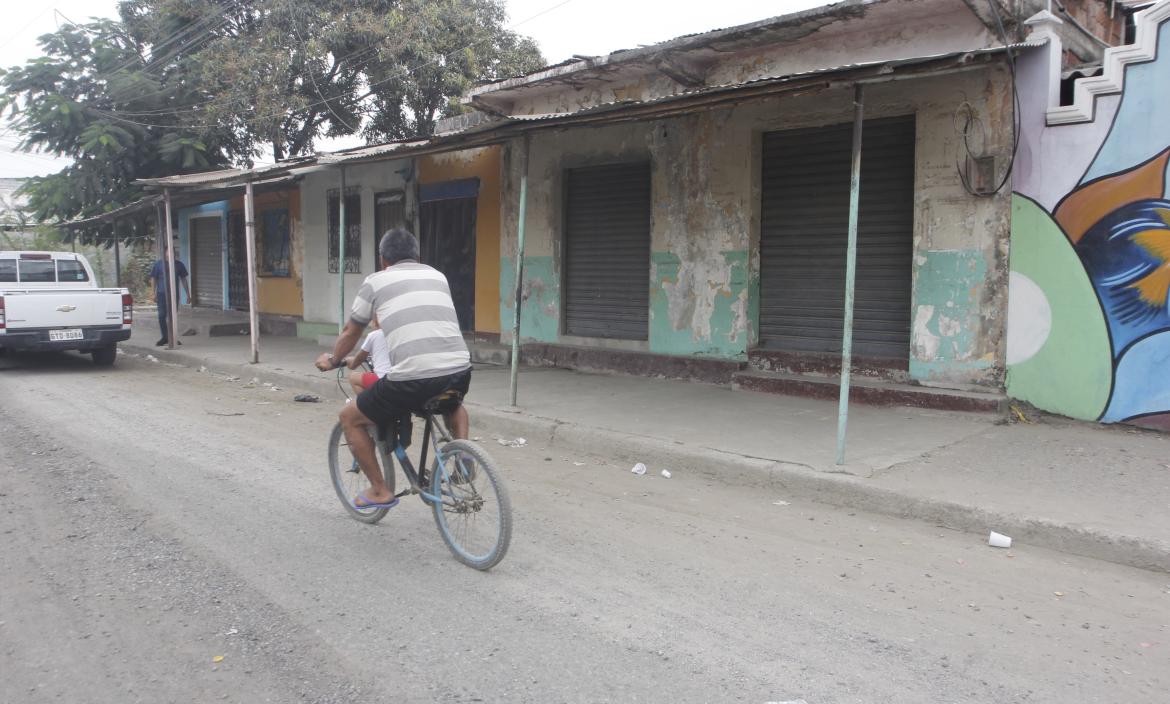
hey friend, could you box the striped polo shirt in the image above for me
[350,261,470,381]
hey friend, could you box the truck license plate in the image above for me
[49,329,83,341]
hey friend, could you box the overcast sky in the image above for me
[0,0,824,178]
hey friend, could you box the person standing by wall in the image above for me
[149,236,192,346]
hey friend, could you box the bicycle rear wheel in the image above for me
[430,439,512,570]
[328,422,396,524]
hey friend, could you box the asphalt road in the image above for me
[1,350,1168,703]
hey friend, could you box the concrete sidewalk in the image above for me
[123,311,1170,572]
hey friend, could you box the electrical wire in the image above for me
[956,0,1020,197]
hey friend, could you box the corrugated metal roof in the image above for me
[129,38,1042,193]
[469,0,888,97]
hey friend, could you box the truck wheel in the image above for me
[92,345,117,367]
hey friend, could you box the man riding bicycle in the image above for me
[315,228,471,510]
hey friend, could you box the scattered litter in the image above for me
[660,469,672,479]
[773,500,791,507]
[630,463,647,476]
[116,348,125,355]
[262,382,274,388]
[212,655,224,663]
[144,354,159,363]
[293,393,320,403]
[225,376,240,382]
[1010,404,1033,424]
[1139,642,1154,648]
[497,437,527,447]
[472,436,483,441]
[956,559,966,566]
[256,401,272,406]
[225,628,238,636]
[573,462,586,467]
[197,366,208,373]
[988,531,1012,549]
[1054,591,1065,597]
[269,386,282,392]
[206,411,245,417]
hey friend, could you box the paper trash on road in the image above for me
[631,463,647,475]
[773,500,791,506]
[144,354,159,363]
[573,461,586,467]
[660,469,672,478]
[497,437,527,447]
[989,531,1012,548]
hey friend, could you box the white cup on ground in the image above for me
[988,531,1012,548]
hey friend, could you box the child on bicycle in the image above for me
[344,322,392,396]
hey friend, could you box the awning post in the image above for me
[244,180,261,364]
[338,166,348,335]
[508,138,530,407]
[836,83,865,465]
[163,188,179,350]
[114,229,122,288]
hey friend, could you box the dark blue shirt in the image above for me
[150,259,188,297]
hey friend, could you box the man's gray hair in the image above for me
[379,227,420,264]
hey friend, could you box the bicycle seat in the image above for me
[421,390,464,415]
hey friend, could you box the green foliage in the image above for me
[2,0,545,229]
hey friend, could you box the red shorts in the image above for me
[361,372,380,389]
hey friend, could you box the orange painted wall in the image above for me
[419,146,502,334]
[228,188,304,317]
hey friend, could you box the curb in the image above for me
[121,339,1170,574]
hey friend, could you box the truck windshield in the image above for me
[18,260,56,282]
[57,259,89,282]
[0,260,15,282]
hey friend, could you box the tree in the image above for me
[361,0,545,141]
[124,0,544,154]
[1,0,544,226]
[0,17,237,226]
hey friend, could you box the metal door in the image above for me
[564,162,651,340]
[227,210,249,311]
[759,116,915,359]
[190,215,224,308]
[419,197,476,332]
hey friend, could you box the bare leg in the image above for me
[348,371,365,396]
[443,404,469,440]
[339,403,393,502]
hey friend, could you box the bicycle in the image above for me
[326,367,512,571]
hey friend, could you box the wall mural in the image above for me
[1008,12,1170,429]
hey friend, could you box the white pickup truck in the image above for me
[0,250,132,366]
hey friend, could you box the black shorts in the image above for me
[355,367,472,428]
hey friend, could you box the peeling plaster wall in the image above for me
[500,64,1013,387]
[300,159,413,325]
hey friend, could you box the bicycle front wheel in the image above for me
[430,439,512,570]
[328,422,396,524]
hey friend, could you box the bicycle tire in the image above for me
[327,422,396,524]
[430,439,512,570]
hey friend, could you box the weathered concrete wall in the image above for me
[300,159,413,326]
[420,146,503,334]
[1008,5,1170,429]
[500,65,1014,387]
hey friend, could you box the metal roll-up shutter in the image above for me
[564,162,651,340]
[759,115,915,360]
[191,216,224,308]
